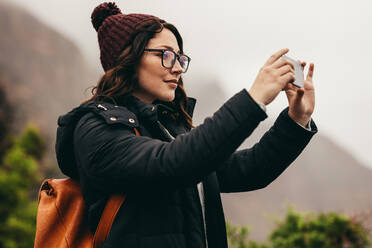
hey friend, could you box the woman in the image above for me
[56,2,317,248]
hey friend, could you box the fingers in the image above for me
[279,71,295,85]
[298,60,306,71]
[293,88,305,105]
[264,48,289,66]
[285,85,304,104]
[296,88,305,97]
[306,63,314,80]
[283,82,297,91]
[272,58,295,70]
[277,64,294,76]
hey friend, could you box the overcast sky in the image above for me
[8,0,372,169]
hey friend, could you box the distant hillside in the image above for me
[0,1,99,175]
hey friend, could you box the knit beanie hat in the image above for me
[91,2,165,71]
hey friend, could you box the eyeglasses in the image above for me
[144,49,191,73]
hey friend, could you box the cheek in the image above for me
[134,55,176,102]
[138,58,165,81]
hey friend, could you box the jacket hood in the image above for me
[55,97,197,179]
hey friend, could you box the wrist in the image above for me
[257,101,266,112]
[288,111,311,127]
[248,89,267,112]
[248,88,266,106]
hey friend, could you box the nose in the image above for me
[171,59,183,74]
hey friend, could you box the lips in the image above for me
[164,79,178,88]
[167,82,178,88]
[164,79,178,84]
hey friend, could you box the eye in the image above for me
[163,50,173,59]
[179,56,187,67]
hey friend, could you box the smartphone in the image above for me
[281,55,304,88]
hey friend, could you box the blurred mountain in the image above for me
[0,79,14,159]
[187,80,372,241]
[1,0,371,243]
[0,1,99,175]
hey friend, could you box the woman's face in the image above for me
[134,28,183,103]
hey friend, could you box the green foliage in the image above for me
[17,125,46,160]
[269,206,371,248]
[226,220,270,248]
[226,206,371,248]
[226,220,249,248]
[0,125,44,248]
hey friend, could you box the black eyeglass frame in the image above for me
[144,49,191,73]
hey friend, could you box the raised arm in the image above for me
[73,89,267,193]
[217,107,317,193]
[73,48,299,193]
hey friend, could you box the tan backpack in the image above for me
[34,128,140,248]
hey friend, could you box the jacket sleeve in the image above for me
[216,107,318,193]
[73,89,267,193]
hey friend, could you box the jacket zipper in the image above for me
[156,120,208,248]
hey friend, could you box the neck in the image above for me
[131,92,155,104]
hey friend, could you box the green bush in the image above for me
[226,220,270,248]
[17,125,46,160]
[269,206,371,248]
[0,125,44,248]
[226,206,371,248]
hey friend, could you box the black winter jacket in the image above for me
[55,88,317,248]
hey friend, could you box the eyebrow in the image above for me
[155,45,180,54]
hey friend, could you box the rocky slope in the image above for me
[0,1,99,175]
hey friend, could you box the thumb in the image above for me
[294,88,304,103]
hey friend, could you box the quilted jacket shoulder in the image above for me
[55,101,139,179]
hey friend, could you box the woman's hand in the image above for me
[284,62,315,126]
[249,48,296,106]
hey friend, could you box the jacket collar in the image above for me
[125,95,197,122]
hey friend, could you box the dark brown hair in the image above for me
[82,20,194,129]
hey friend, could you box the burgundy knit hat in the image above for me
[91,2,165,71]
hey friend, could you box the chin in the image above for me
[157,92,175,102]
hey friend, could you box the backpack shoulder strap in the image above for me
[93,195,126,248]
[92,127,141,248]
